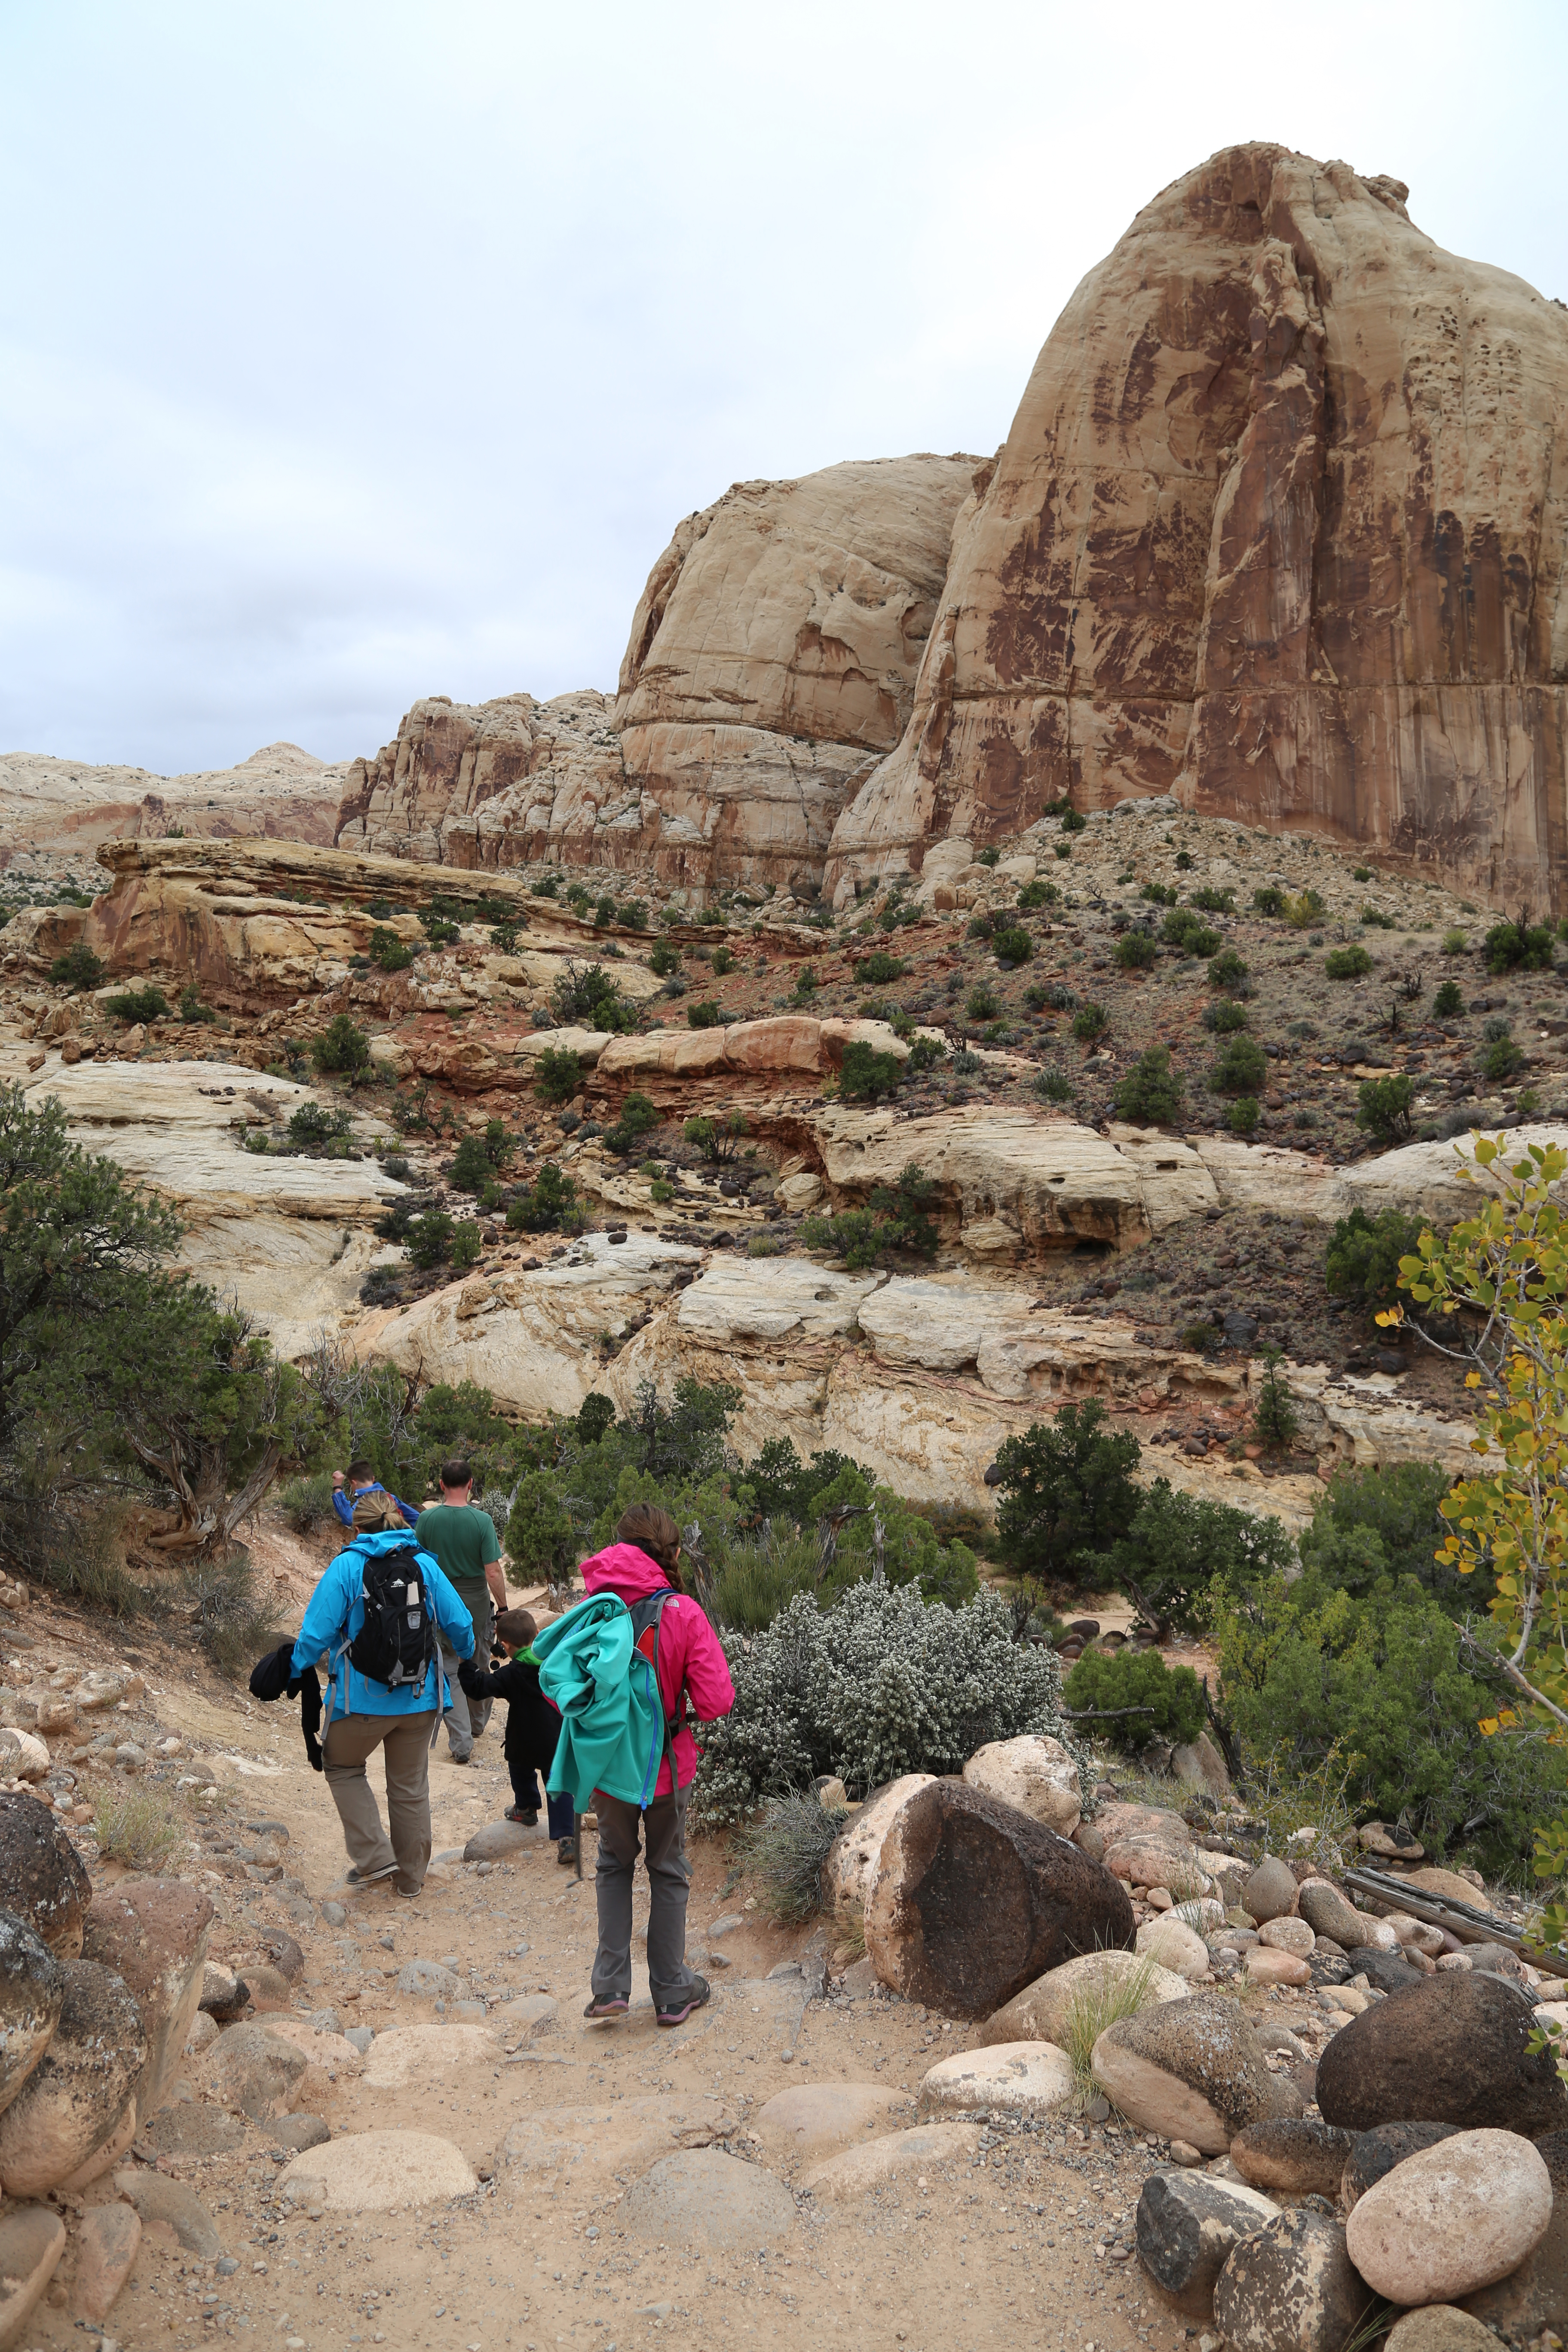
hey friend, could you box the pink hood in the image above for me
[579,1543,735,1796]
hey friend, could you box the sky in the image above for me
[3,0,1566,778]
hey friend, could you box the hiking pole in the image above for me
[573,1809,583,1880]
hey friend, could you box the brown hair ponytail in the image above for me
[615,1501,682,1586]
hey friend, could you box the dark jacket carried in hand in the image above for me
[249,1639,324,1772]
[457,1651,559,1777]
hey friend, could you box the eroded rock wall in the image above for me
[827,144,1568,911]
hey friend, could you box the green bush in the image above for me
[1203,999,1249,1034]
[1484,1033,1527,1081]
[1483,919,1556,974]
[732,1791,849,1923]
[1108,1478,1294,1636]
[553,961,637,1033]
[1190,886,1235,914]
[709,943,733,975]
[1441,928,1468,957]
[405,1209,454,1268]
[1072,1002,1108,1042]
[49,941,105,991]
[1298,1459,1485,1615]
[533,1047,582,1105]
[839,1043,904,1102]
[1227,1096,1260,1136]
[1141,882,1179,908]
[276,1471,335,1534]
[992,1400,1141,1594]
[977,846,1000,867]
[1114,930,1157,971]
[692,1583,1081,1824]
[368,926,415,972]
[504,1469,578,1580]
[1209,1034,1267,1096]
[992,925,1033,964]
[1208,947,1250,994]
[312,1014,371,1075]
[1064,1646,1207,1749]
[649,940,680,978]
[800,1163,938,1271]
[1017,880,1058,910]
[450,1222,483,1269]
[966,983,1001,1022]
[1326,945,1373,979]
[966,910,996,941]
[1161,909,1221,957]
[1252,1344,1299,1447]
[862,949,906,984]
[505,1162,583,1234]
[105,986,169,1023]
[1035,1067,1073,1103]
[683,1111,747,1163]
[1357,1073,1415,1145]
[1252,886,1284,916]
[603,1092,660,1156]
[1113,1045,1184,1124]
[450,1132,500,1192]
[792,965,819,999]
[1324,1203,1425,1309]
[1433,978,1464,1016]
[288,1102,353,1153]
[178,983,216,1026]
[687,1000,723,1029]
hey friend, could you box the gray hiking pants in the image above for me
[439,1595,493,1759]
[591,1780,699,2007]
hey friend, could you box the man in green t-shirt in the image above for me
[415,1459,507,1765]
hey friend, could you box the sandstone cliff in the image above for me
[0,741,344,872]
[827,144,1568,910]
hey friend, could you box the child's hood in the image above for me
[580,1543,673,1605]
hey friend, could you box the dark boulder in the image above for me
[864,1779,1133,2017]
[1230,2119,1363,2200]
[0,1908,65,2121]
[1318,1974,1568,2139]
[1341,2120,1462,2208]
[1215,2210,1377,2352]
[1345,1944,1427,1993]
[1134,2168,1280,2317]
[0,1795,91,1957]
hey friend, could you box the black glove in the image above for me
[457,1657,481,1696]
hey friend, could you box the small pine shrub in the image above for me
[1252,886,1284,916]
[1174,850,1194,871]
[288,1102,353,1152]
[862,949,906,984]
[603,1092,660,1156]
[838,1043,904,1102]
[506,1163,582,1233]
[710,943,734,976]
[450,1221,483,1269]
[977,846,1001,867]
[533,1047,582,1105]
[1063,1645,1206,1747]
[1114,1045,1184,1124]
[1208,947,1250,994]
[1326,945,1373,979]
[1203,999,1249,1034]
[1357,1073,1415,1145]
[992,925,1033,964]
[1017,879,1058,910]
[1161,909,1221,957]
[49,941,105,990]
[1442,928,1468,956]
[966,983,1001,1022]
[368,926,415,972]
[1209,1034,1268,1095]
[1228,1096,1261,1136]
[1141,882,1179,908]
[1114,931,1157,971]
[1072,1002,1108,1042]
[1484,919,1556,974]
[406,1208,455,1268]
[687,1000,723,1029]
[1353,865,1372,883]
[105,985,169,1023]
[1252,1344,1299,1447]
[649,941,680,978]
[1433,978,1464,1016]
[1484,1033,1527,1081]
[1325,1204,1424,1308]
[1190,887,1235,914]
[312,1014,371,1075]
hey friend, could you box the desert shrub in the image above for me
[603,1092,659,1156]
[1357,1073,1415,1145]
[1252,1344,1299,1448]
[649,940,680,978]
[553,961,637,1032]
[687,1000,722,1029]
[800,1164,938,1270]
[1208,947,1250,995]
[312,1014,371,1075]
[504,1470,578,1581]
[1297,1459,1485,1616]
[906,1035,946,1074]
[1108,1477,1294,1635]
[683,1111,747,1163]
[1484,1033,1528,1081]
[1161,908,1221,958]
[505,1162,582,1234]
[733,1790,849,1922]
[977,846,1001,866]
[49,941,104,990]
[1141,882,1179,908]
[839,1043,904,1102]
[94,1785,186,1872]
[1325,1204,1425,1309]
[1113,1044,1184,1124]
[1072,1002,1108,1042]
[105,985,168,1023]
[288,1102,353,1154]
[1361,904,1396,930]
[1441,928,1468,956]
[1484,918,1556,975]
[992,1401,1141,1595]
[178,1549,276,1678]
[1326,945,1373,980]
[1190,886,1235,914]
[862,949,906,984]
[1018,879,1058,910]
[368,926,414,972]
[1064,1646,1207,1749]
[1252,886,1284,916]
[1433,978,1464,1016]
[992,925,1033,964]
[1209,1034,1267,1096]
[533,1047,582,1105]
[1227,1096,1260,1136]
[405,1208,455,1268]
[966,982,1001,1022]
[1114,930,1157,972]
[1203,999,1249,1035]
[1214,1570,1568,1877]
[1060,1956,1163,2102]
[450,1222,483,1269]
[692,1582,1082,1824]
[747,1232,781,1258]
[1282,888,1326,928]
[1035,1067,1073,1102]
[792,966,819,1000]
[276,1471,335,1534]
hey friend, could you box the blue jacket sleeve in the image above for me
[331,1490,354,1528]
[422,1556,477,1660]
[394,1492,420,1527]
[292,1551,358,1679]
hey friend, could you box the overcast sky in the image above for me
[4,0,1565,778]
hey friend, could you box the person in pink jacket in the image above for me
[581,1501,735,2027]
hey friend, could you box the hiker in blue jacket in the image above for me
[331,1459,420,1533]
[291,1492,475,1897]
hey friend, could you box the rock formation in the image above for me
[0,742,343,874]
[827,145,1568,910]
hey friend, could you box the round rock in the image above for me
[1387,2311,1510,2352]
[0,1794,91,1956]
[1241,1856,1299,1925]
[802,2121,983,2201]
[960,1734,1082,1837]
[1317,1973,1568,2138]
[1345,2127,1552,2303]
[1213,2208,1373,2352]
[977,1949,1188,2049]
[621,2148,796,2251]
[1136,1917,1210,1980]
[82,1879,216,2121]
[280,2127,476,2211]
[919,2040,1075,2117]
[1246,1947,1311,1988]
[1258,1917,1315,1958]
[361,2023,500,2089]
[1458,2127,1568,2342]
[202,2021,308,2123]
[1133,2168,1281,2318]
[0,2203,67,2346]
[0,1957,145,2196]
[1091,1991,1303,2155]
[754,2081,910,2166]
[822,1774,935,1920]
[70,2199,141,2325]
[1230,2119,1362,2199]
[0,1907,64,2122]
[865,1778,1133,2018]
[1298,1880,1369,1950]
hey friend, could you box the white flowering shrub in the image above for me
[692,1582,1085,1825]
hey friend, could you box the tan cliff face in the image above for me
[827,144,1568,908]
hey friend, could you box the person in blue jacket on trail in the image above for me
[292,1492,475,1897]
[331,1459,419,1533]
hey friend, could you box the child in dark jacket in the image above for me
[457,1608,576,1859]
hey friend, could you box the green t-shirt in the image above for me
[415,1504,500,1622]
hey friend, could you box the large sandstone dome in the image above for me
[827,144,1568,907]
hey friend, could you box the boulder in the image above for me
[59,2092,138,2189]
[977,1949,1188,2050]
[1136,1917,1210,1980]
[1360,1822,1424,1862]
[1246,1947,1311,1989]
[361,2023,502,2089]
[83,1879,215,2120]
[199,1963,249,2023]
[1385,1913,1446,1957]
[1298,1880,1371,1950]
[1242,1857,1299,1925]
[280,2128,476,2212]
[1345,1944,1427,1994]
[1345,2128,1553,2303]
[1258,1918,1315,1958]
[0,1958,145,2196]
[1133,2168,1281,2319]
[1458,1940,1534,1987]
[1459,2128,1568,2341]
[1170,1733,1231,1799]
[1229,2120,1363,2199]
[620,2148,797,2251]
[864,1778,1133,2017]
[821,1774,935,1919]
[1316,1973,1568,2138]
[802,2120,984,2200]
[754,2082,910,2167]
[961,1735,1082,1837]
[394,1958,459,1998]
[1401,1866,1491,1909]
[203,2021,308,2122]
[140,2102,244,2159]
[0,1909,64,2122]
[271,2113,332,2153]
[502,2095,734,2188]
[1091,1991,1305,2155]
[1341,2121,1463,2209]
[463,1818,547,1861]
[0,1794,91,1956]
[112,2169,224,2257]
[1213,2209,1376,2352]
[70,2201,142,2324]
[248,2016,365,2104]
[1385,2312,1502,2352]
[0,1730,49,1782]
[0,2204,67,2349]
[918,2040,1075,2117]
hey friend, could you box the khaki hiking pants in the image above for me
[322,1709,436,1894]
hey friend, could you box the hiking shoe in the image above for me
[582,1992,629,2021]
[395,1883,420,1899]
[448,1751,472,1767]
[345,1863,398,1886]
[557,1838,577,1867]
[505,1807,538,1827]
[655,1975,710,2029]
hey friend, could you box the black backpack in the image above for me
[341,1536,436,1691]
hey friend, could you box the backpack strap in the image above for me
[628,1591,685,1779]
